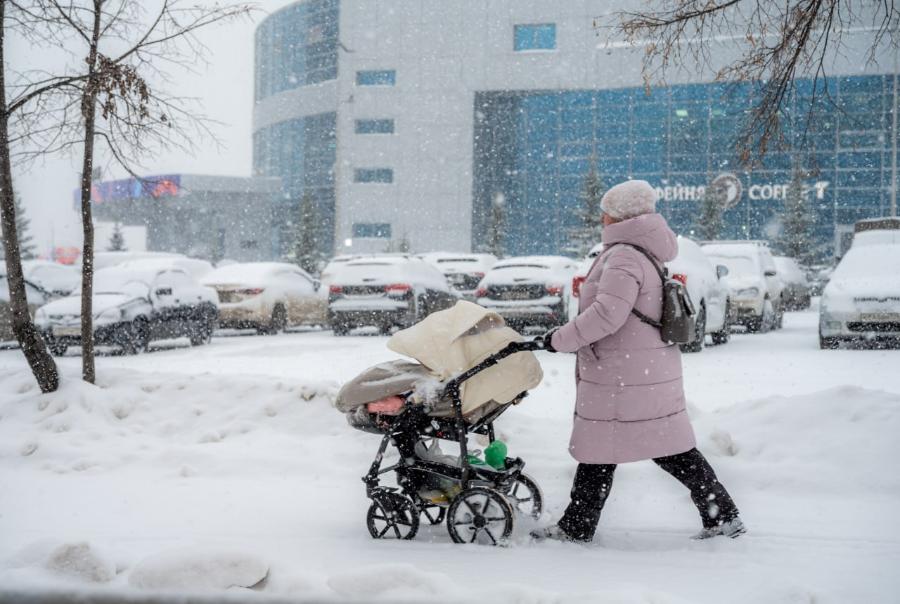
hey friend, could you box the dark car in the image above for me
[35,260,219,355]
[327,255,459,335]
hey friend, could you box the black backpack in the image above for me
[605,243,698,345]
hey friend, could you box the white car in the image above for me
[420,252,497,299]
[319,254,361,291]
[92,251,185,271]
[475,256,578,329]
[36,262,219,355]
[702,241,785,333]
[571,238,732,351]
[201,262,326,334]
[819,243,900,349]
[327,255,459,335]
[22,260,81,296]
[118,257,214,281]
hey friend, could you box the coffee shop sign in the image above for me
[654,175,830,205]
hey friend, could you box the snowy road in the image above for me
[1,309,899,602]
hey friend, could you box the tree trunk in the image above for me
[0,1,59,393]
[79,3,102,384]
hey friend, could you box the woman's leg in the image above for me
[556,463,617,541]
[653,448,739,529]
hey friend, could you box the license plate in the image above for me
[501,290,532,301]
[52,326,81,337]
[860,313,900,322]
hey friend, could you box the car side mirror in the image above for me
[716,265,729,279]
[155,287,173,296]
[313,279,321,292]
[764,270,777,277]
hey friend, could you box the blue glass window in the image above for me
[356,70,396,86]
[353,223,391,238]
[355,119,395,134]
[354,168,394,183]
[514,24,556,51]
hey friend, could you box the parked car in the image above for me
[475,256,578,329]
[702,241,785,333]
[35,261,218,355]
[819,242,900,349]
[774,256,811,310]
[22,260,81,296]
[420,252,497,299]
[92,251,184,271]
[201,262,326,334]
[571,237,732,351]
[1,268,57,344]
[327,255,458,335]
[319,254,361,290]
[807,263,835,297]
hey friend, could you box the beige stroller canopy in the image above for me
[336,301,543,417]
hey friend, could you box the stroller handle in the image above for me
[443,338,544,395]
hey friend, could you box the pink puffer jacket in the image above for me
[550,213,696,464]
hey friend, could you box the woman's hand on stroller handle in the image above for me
[535,329,558,353]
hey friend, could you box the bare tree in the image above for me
[567,158,606,257]
[107,221,126,251]
[1,0,59,392]
[694,179,726,241]
[615,1,899,163]
[487,192,506,258]
[7,0,253,383]
[289,191,321,275]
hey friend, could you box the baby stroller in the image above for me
[336,301,546,545]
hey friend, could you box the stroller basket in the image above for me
[357,339,546,546]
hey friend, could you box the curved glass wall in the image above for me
[254,112,337,257]
[473,75,896,259]
[255,0,339,101]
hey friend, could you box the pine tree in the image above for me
[567,159,606,256]
[107,222,127,252]
[777,161,816,266]
[1,195,36,260]
[487,193,506,258]
[291,192,320,275]
[694,181,725,241]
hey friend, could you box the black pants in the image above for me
[557,448,739,541]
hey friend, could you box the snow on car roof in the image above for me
[493,255,573,269]
[202,262,298,283]
[832,243,900,278]
[118,257,212,279]
[701,243,760,258]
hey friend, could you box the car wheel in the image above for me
[332,320,350,336]
[819,334,840,349]
[190,315,214,346]
[748,299,774,334]
[711,300,732,345]
[47,338,68,356]
[260,304,287,335]
[680,303,706,353]
[122,318,150,355]
[775,298,785,329]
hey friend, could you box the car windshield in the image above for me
[91,269,152,296]
[832,245,900,280]
[706,255,756,276]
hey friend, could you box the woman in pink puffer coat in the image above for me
[532,180,745,542]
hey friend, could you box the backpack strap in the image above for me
[602,242,666,329]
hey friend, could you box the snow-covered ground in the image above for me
[1,308,898,602]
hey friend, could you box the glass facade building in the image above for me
[254,0,339,100]
[254,0,339,258]
[473,75,897,258]
[253,113,337,258]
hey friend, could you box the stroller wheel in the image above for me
[447,486,514,545]
[419,504,446,526]
[506,473,543,520]
[367,493,420,540]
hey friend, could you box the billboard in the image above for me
[72,174,181,208]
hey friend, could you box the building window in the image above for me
[514,24,556,51]
[353,223,392,238]
[356,70,396,86]
[354,168,394,183]
[355,119,395,134]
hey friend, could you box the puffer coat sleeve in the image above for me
[551,248,642,353]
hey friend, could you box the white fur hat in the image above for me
[600,180,658,220]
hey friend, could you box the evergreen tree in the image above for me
[777,161,816,265]
[107,222,127,252]
[567,159,606,256]
[291,192,320,274]
[487,193,506,258]
[694,180,726,241]
[1,194,36,260]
